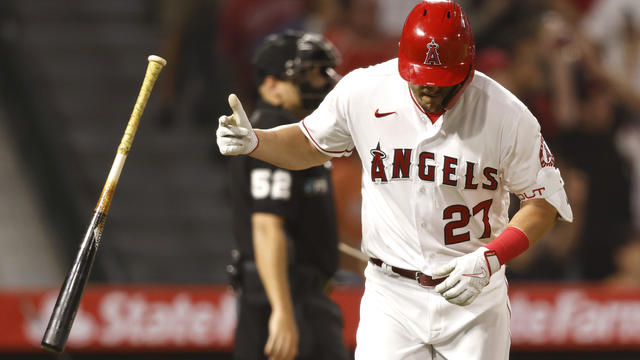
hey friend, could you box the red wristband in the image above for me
[485,226,529,265]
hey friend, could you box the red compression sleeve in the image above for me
[485,226,530,265]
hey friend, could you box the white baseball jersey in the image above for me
[299,58,571,276]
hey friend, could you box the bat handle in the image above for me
[117,56,166,156]
[41,211,105,352]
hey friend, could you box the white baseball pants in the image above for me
[354,262,511,360]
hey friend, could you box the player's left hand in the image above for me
[432,247,501,306]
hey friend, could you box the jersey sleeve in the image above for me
[500,110,543,193]
[298,72,355,157]
[247,158,293,217]
[500,109,573,221]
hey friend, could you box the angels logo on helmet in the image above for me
[424,39,442,66]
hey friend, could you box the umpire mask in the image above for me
[253,30,341,112]
[287,33,341,111]
[291,66,340,111]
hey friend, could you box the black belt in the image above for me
[369,258,446,287]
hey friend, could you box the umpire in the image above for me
[227,30,349,360]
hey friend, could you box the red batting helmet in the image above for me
[398,0,475,109]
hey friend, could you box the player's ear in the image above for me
[257,75,281,104]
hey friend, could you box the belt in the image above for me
[369,258,446,287]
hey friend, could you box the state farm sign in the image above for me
[510,285,640,350]
[3,286,236,351]
[2,284,640,352]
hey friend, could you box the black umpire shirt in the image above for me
[229,100,339,287]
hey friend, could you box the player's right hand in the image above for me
[216,94,259,155]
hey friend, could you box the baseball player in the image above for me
[227,31,349,360]
[218,1,573,359]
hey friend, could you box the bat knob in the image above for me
[148,55,167,67]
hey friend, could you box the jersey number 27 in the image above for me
[443,199,493,245]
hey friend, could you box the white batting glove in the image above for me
[433,247,501,306]
[216,94,258,156]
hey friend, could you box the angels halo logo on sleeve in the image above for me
[539,137,555,167]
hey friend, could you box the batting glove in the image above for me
[432,247,501,306]
[216,94,258,156]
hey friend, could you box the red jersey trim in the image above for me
[407,85,445,124]
[300,119,354,156]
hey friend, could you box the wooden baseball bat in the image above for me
[41,55,167,353]
[338,242,368,263]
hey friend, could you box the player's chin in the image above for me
[419,96,444,112]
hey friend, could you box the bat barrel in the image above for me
[41,211,104,352]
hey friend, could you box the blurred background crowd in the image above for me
[1,0,639,292]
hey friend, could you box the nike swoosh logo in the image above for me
[462,268,488,279]
[374,109,396,118]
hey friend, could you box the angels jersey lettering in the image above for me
[300,59,569,275]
